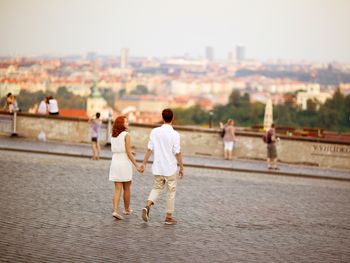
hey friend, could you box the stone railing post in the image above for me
[11,110,18,137]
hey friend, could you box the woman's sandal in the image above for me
[112,211,124,220]
[123,209,133,215]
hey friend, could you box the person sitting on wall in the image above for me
[3,93,14,112]
[47,96,59,115]
[37,97,48,115]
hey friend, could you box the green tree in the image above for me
[316,89,347,131]
[16,90,48,112]
[173,105,209,126]
[54,86,86,109]
[131,85,149,95]
[100,88,117,109]
[118,89,126,98]
[56,86,71,98]
[306,99,318,112]
[228,90,250,108]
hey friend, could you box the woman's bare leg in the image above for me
[228,150,233,160]
[113,182,123,213]
[96,142,101,160]
[123,181,132,212]
[91,142,97,160]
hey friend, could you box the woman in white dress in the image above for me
[109,116,141,220]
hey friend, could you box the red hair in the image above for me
[112,116,127,137]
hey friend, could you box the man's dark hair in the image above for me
[7,93,12,97]
[96,112,101,119]
[271,123,275,128]
[162,108,173,123]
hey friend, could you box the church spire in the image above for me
[90,81,102,98]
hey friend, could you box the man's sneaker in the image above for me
[142,207,150,222]
[164,217,177,225]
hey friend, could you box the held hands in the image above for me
[137,163,146,173]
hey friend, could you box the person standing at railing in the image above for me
[222,119,237,160]
[89,112,102,160]
[266,123,280,170]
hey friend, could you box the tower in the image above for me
[263,98,273,131]
[227,50,235,64]
[205,46,214,62]
[236,45,245,62]
[120,48,129,69]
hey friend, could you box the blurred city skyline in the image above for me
[0,0,350,63]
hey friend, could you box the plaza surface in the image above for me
[0,150,350,262]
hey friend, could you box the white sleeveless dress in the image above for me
[109,131,133,182]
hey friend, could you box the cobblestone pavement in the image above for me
[1,150,350,262]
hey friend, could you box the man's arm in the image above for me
[176,152,184,178]
[140,149,152,172]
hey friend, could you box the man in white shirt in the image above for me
[140,108,184,225]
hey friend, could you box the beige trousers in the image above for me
[148,174,177,214]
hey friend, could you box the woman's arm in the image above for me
[231,127,237,140]
[125,134,139,168]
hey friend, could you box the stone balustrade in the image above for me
[0,111,349,170]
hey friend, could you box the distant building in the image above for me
[227,50,235,64]
[115,95,170,114]
[115,95,170,124]
[66,86,91,97]
[86,52,97,61]
[339,83,350,96]
[120,48,129,69]
[0,80,21,98]
[86,83,109,118]
[236,45,245,62]
[205,46,214,62]
[296,84,332,110]
[123,109,163,124]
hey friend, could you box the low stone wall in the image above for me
[1,112,350,170]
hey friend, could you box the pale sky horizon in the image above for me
[0,0,350,63]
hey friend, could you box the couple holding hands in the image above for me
[108,109,184,225]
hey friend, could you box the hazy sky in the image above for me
[0,0,349,62]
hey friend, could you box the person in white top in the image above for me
[47,96,59,115]
[140,108,184,225]
[109,116,142,220]
[37,98,48,114]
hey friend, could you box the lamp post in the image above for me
[11,109,18,137]
[105,109,113,146]
[209,111,214,128]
